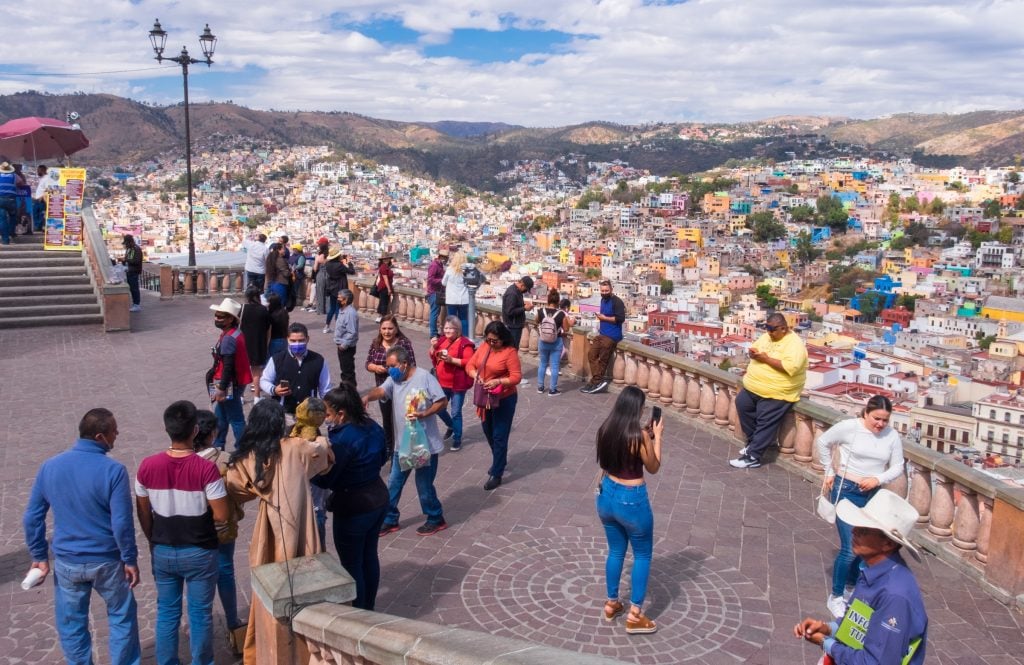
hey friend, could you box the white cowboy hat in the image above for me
[209,297,242,320]
[0,161,13,173]
[836,489,921,562]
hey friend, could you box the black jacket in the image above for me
[502,284,527,329]
[324,259,356,296]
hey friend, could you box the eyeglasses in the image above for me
[485,337,500,345]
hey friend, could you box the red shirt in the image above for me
[467,344,522,400]
[430,336,475,391]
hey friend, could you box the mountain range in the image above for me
[2,91,1022,189]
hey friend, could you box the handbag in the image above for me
[816,446,849,524]
[369,283,380,298]
[471,347,501,410]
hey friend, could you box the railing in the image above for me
[82,206,131,332]
[145,263,248,299]
[351,280,1024,607]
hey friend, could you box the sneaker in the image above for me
[379,522,400,537]
[484,475,502,491]
[604,600,624,622]
[323,326,331,334]
[537,386,546,394]
[375,316,382,323]
[827,594,848,619]
[549,389,562,396]
[625,610,657,635]
[443,427,454,441]
[579,383,597,393]
[416,520,448,536]
[729,454,762,469]
[590,380,610,394]
[739,446,747,456]
[450,441,462,452]
[129,304,142,312]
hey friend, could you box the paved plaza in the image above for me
[1,293,1022,664]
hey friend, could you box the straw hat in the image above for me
[209,298,242,320]
[327,248,344,261]
[0,162,13,173]
[835,489,921,561]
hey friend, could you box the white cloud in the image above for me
[6,0,1024,125]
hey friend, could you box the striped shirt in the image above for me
[135,452,226,549]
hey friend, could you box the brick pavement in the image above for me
[0,294,1021,664]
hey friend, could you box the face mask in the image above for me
[214,319,229,329]
[289,342,307,356]
[387,366,404,382]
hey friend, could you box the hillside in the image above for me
[3,92,1022,188]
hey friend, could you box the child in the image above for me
[194,409,247,655]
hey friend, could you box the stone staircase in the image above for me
[0,235,103,328]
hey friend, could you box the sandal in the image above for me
[625,609,657,634]
[603,599,625,622]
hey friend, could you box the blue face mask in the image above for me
[289,342,307,356]
[387,366,404,382]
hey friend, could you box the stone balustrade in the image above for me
[353,280,1024,607]
[82,206,131,331]
[144,263,248,299]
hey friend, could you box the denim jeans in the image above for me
[428,292,441,338]
[126,272,141,306]
[53,558,141,665]
[245,271,265,292]
[385,452,444,525]
[0,196,15,243]
[216,541,241,629]
[151,544,218,665]
[596,476,654,607]
[268,337,286,358]
[446,304,469,337]
[33,198,46,230]
[437,388,467,444]
[332,505,387,610]
[537,338,563,391]
[214,393,246,450]
[325,296,340,327]
[482,393,517,478]
[830,479,878,596]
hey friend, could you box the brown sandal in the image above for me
[625,609,657,634]
[603,600,625,622]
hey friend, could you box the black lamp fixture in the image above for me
[148,19,217,267]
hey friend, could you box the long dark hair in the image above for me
[371,313,409,350]
[245,284,262,305]
[483,320,515,348]
[596,386,646,473]
[265,244,281,281]
[323,384,372,426]
[193,410,218,451]
[229,400,286,485]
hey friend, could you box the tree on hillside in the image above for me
[1008,171,1020,184]
[816,195,850,233]
[755,284,779,309]
[789,204,815,223]
[746,211,787,242]
[983,199,1002,219]
[660,279,674,295]
[795,231,822,265]
[927,197,946,214]
[575,189,607,209]
[896,294,919,312]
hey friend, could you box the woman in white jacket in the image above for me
[816,395,904,619]
[443,251,470,336]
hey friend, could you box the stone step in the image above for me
[0,303,101,320]
[0,276,92,290]
[0,313,103,329]
[0,283,95,297]
[0,265,88,278]
[0,293,99,307]
[0,254,86,266]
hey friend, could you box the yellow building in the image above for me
[677,228,702,247]
[981,297,1024,323]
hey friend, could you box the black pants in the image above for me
[377,290,391,316]
[379,399,395,459]
[126,272,141,305]
[337,346,357,387]
[509,326,524,349]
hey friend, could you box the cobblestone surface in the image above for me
[0,294,1022,664]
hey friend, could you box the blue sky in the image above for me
[2,1,1024,126]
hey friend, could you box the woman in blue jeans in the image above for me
[535,290,570,395]
[595,386,663,635]
[314,385,389,610]
[430,316,475,451]
[466,321,522,491]
[816,395,904,619]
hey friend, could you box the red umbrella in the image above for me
[0,116,90,163]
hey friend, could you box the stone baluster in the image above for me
[907,463,931,524]
[527,326,539,357]
[357,287,368,311]
[951,484,980,551]
[728,387,742,441]
[209,272,221,296]
[976,496,993,564]
[714,382,730,426]
[928,474,954,538]
[635,356,650,392]
[810,419,826,472]
[794,413,814,463]
[659,365,675,405]
[474,313,485,338]
[612,351,626,385]
[647,362,661,400]
[396,294,408,321]
[684,372,700,415]
[699,378,716,420]
[671,371,687,409]
[777,411,796,456]
[623,353,637,387]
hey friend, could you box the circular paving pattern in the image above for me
[440,529,772,663]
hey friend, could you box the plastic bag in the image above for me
[397,418,431,471]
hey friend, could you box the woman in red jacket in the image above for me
[429,316,475,452]
[466,321,522,491]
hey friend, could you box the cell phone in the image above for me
[651,406,662,424]
[278,380,290,389]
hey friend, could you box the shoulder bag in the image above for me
[472,347,501,409]
[816,445,849,524]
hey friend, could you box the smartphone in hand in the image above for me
[651,406,662,425]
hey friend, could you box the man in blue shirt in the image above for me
[23,408,141,665]
[333,288,360,387]
[0,161,18,245]
[794,489,927,665]
[581,280,626,394]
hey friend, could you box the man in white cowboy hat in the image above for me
[0,161,18,245]
[206,298,253,449]
[794,489,928,665]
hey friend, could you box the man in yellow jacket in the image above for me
[730,312,807,469]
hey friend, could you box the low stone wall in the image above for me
[82,206,130,332]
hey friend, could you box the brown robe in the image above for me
[225,436,332,665]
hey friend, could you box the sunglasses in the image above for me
[485,337,501,345]
[765,325,785,332]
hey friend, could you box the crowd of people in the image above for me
[0,161,50,245]
[22,242,929,664]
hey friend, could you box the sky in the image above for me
[3,1,1024,127]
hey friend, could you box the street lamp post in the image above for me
[148,19,217,268]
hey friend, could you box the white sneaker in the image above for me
[323,326,330,334]
[129,304,141,312]
[827,595,848,619]
[739,446,747,456]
